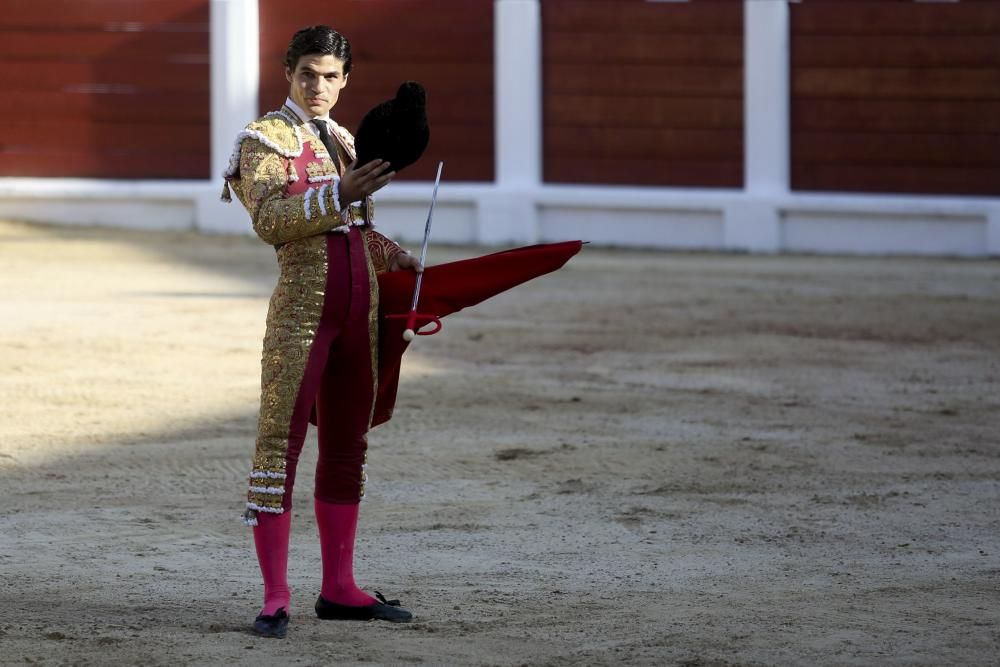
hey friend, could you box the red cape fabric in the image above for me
[371,240,583,426]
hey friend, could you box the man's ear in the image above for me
[285,68,294,84]
[341,72,349,89]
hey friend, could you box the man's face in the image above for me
[285,54,349,117]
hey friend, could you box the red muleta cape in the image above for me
[370,240,583,426]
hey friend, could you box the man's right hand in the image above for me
[339,159,394,205]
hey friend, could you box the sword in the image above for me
[403,161,443,342]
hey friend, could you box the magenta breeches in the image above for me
[280,229,375,508]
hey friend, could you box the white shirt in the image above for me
[284,97,361,211]
[284,97,333,138]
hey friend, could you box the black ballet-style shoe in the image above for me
[252,607,290,638]
[314,591,413,623]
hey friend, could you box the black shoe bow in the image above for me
[375,591,401,606]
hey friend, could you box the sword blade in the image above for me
[408,161,443,315]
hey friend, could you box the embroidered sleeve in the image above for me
[231,138,347,245]
[365,229,405,275]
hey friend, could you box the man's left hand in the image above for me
[389,252,423,273]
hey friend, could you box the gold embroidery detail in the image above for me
[306,136,329,159]
[331,121,357,159]
[247,234,329,509]
[231,138,346,245]
[247,113,302,156]
[360,235,381,430]
[364,230,403,275]
[306,161,337,181]
[365,196,375,226]
[358,436,370,499]
[235,110,382,508]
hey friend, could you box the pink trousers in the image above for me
[281,228,375,508]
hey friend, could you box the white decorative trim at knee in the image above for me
[248,484,286,495]
[246,502,285,515]
[249,470,287,480]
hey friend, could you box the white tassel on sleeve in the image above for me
[317,183,329,217]
[330,179,342,214]
[303,187,314,221]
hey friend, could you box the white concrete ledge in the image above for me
[0,178,215,200]
[377,185,1000,255]
[0,179,212,231]
[371,182,496,203]
[1,177,998,256]
[782,191,1000,217]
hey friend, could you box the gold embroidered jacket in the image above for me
[222,107,404,520]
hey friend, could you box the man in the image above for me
[222,25,421,638]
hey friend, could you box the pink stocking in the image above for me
[314,498,377,606]
[253,511,292,616]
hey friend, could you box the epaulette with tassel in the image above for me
[220,111,305,204]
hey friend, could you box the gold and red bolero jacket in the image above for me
[221,105,403,271]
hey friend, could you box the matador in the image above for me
[222,25,421,637]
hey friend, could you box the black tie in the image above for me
[310,119,342,173]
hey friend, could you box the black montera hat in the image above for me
[354,81,430,172]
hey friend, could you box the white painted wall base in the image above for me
[196,184,254,235]
[988,208,1000,256]
[724,201,781,252]
[0,198,194,231]
[476,190,539,245]
[376,201,478,247]
[0,180,204,231]
[540,206,724,250]
[782,212,987,257]
[3,178,996,256]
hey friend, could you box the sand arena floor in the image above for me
[0,219,997,666]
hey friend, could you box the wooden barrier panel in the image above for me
[0,0,210,179]
[258,0,494,182]
[791,0,1000,196]
[541,0,744,188]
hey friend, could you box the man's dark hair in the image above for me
[284,25,353,73]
